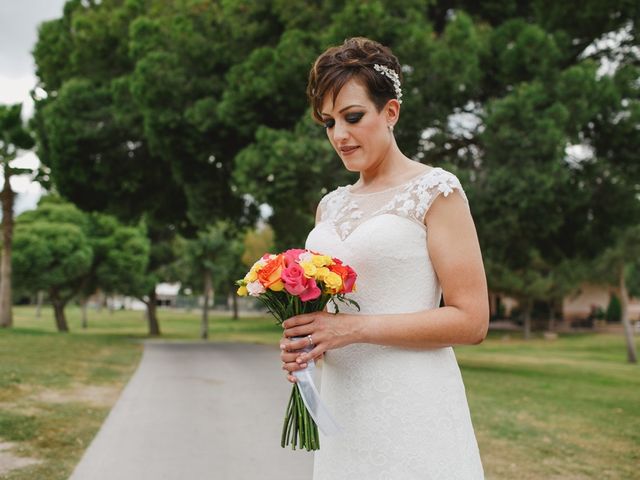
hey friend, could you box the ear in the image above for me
[385,99,400,127]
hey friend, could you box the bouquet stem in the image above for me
[281,383,319,451]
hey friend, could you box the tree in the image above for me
[171,221,242,337]
[77,212,150,329]
[31,0,264,334]
[242,224,275,267]
[593,225,640,364]
[0,103,35,328]
[32,0,640,350]
[13,198,92,331]
[13,196,150,332]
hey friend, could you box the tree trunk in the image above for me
[231,289,239,320]
[36,290,44,318]
[50,291,69,332]
[548,298,557,332]
[619,264,637,364]
[0,171,15,328]
[522,299,532,340]
[81,297,89,329]
[201,271,211,340]
[96,289,103,312]
[108,295,114,314]
[145,287,161,336]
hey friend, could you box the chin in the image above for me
[342,163,360,172]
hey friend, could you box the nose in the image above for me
[331,119,349,144]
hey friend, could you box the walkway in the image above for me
[69,341,314,480]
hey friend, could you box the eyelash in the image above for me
[323,112,364,129]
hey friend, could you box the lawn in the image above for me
[0,305,638,479]
[456,332,639,479]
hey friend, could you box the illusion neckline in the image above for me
[345,167,440,196]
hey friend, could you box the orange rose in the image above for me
[257,253,285,290]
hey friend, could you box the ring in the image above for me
[307,334,314,346]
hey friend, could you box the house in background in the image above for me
[490,282,640,324]
[90,282,182,311]
[562,283,640,322]
[155,283,180,307]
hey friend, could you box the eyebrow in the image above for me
[320,104,365,117]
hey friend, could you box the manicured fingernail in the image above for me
[280,344,285,350]
[300,363,307,368]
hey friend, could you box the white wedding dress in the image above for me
[304,167,485,480]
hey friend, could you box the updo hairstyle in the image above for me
[306,37,402,124]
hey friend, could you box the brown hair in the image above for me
[306,37,402,123]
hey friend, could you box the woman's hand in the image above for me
[280,311,356,371]
[280,340,308,383]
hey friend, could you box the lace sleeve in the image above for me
[414,169,468,224]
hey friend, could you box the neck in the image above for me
[357,139,413,187]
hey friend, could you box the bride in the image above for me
[280,37,488,479]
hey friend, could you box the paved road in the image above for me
[69,341,314,480]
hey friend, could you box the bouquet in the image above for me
[236,248,359,451]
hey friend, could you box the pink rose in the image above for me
[299,278,321,302]
[283,248,306,267]
[282,264,307,296]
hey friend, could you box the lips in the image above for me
[340,146,359,154]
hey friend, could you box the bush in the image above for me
[605,294,621,323]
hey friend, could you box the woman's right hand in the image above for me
[280,335,307,383]
[280,335,325,383]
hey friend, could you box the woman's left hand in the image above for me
[281,311,355,363]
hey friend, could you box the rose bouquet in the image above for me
[236,248,359,451]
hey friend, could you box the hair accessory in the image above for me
[373,64,403,104]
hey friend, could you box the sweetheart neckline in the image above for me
[311,212,427,243]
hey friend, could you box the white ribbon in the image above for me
[292,337,341,436]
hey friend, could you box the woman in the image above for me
[280,37,488,479]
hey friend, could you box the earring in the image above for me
[388,124,394,132]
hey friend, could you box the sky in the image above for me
[0,0,67,215]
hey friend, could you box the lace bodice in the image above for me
[317,167,468,241]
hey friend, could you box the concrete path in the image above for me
[69,341,314,480]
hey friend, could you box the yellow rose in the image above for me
[237,285,248,296]
[315,267,331,281]
[300,261,317,278]
[245,269,258,282]
[324,271,343,291]
[312,255,334,267]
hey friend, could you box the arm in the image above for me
[283,190,489,361]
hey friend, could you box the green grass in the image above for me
[0,305,638,479]
[455,332,640,480]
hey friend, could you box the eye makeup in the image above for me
[322,111,365,129]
